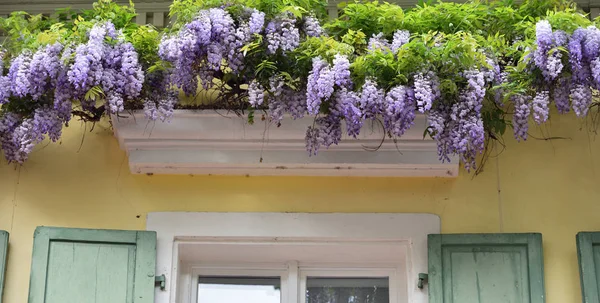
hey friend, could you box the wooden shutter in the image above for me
[0,231,7,303]
[576,232,600,303]
[428,233,545,303]
[28,227,156,303]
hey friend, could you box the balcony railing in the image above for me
[0,0,597,26]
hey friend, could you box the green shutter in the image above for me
[28,227,156,303]
[576,232,600,303]
[0,231,8,303]
[428,233,545,303]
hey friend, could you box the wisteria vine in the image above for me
[0,0,599,173]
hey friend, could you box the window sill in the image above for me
[112,110,458,177]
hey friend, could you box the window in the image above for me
[147,213,441,303]
[197,276,282,303]
[301,270,393,303]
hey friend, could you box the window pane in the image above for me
[198,276,281,303]
[306,277,389,303]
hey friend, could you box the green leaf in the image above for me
[247,107,255,125]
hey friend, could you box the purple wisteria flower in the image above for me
[248,80,265,107]
[306,57,332,114]
[384,85,415,137]
[532,90,550,124]
[332,54,352,89]
[391,30,410,53]
[303,16,323,37]
[554,78,570,114]
[367,33,390,52]
[413,72,439,112]
[512,94,531,142]
[571,84,592,117]
[248,9,265,35]
[359,79,384,119]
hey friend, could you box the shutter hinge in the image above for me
[417,273,428,289]
[155,274,166,290]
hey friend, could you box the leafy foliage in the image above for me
[0,0,597,173]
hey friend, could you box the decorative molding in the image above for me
[112,110,459,177]
[146,212,441,303]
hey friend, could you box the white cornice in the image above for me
[112,110,459,177]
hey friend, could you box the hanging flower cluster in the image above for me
[517,20,600,143]
[0,20,145,163]
[1,0,599,173]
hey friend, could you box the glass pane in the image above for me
[198,276,281,303]
[306,277,389,303]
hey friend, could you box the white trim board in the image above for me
[113,110,459,177]
[147,212,440,303]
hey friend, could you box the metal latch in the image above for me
[155,274,166,290]
[417,273,428,289]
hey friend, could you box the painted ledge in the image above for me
[112,110,458,177]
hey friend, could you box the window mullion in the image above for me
[286,261,300,303]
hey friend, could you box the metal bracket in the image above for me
[417,273,428,289]
[155,274,166,291]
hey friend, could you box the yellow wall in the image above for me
[1,112,600,303]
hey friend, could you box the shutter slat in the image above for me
[0,231,8,303]
[577,232,600,303]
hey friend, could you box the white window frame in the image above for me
[191,266,288,303]
[299,268,399,303]
[147,212,440,303]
